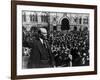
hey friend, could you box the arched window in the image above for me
[61,18,70,30]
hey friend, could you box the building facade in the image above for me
[22,11,89,31]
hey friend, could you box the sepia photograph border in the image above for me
[11,1,97,80]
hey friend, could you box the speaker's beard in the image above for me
[40,35,47,40]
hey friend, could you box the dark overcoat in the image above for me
[27,38,55,68]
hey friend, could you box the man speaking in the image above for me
[27,28,55,68]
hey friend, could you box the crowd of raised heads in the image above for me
[22,26,89,67]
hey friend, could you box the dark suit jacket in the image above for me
[27,38,55,68]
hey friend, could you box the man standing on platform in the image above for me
[27,28,55,68]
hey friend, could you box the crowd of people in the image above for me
[49,29,89,67]
[22,26,90,68]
